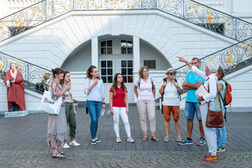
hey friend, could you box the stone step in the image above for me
[4,111,29,118]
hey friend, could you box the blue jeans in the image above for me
[87,101,102,139]
[185,102,202,120]
[216,109,226,148]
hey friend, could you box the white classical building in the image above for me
[0,0,252,112]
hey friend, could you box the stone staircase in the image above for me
[0,0,251,43]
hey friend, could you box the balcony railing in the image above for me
[0,51,51,93]
[175,37,252,83]
[0,0,251,42]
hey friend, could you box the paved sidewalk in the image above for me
[0,105,252,167]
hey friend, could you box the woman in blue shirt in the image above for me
[84,65,106,144]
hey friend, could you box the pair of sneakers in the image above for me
[217,146,226,152]
[91,137,101,145]
[116,137,135,143]
[179,138,206,146]
[63,140,80,149]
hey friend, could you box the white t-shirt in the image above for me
[162,80,181,106]
[135,77,155,101]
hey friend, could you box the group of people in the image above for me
[178,57,227,162]
[2,58,227,162]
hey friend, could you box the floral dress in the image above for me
[47,80,67,149]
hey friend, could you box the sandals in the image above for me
[51,152,66,159]
[177,137,182,142]
[151,136,160,142]
[163,136,169,142]
[142,136,148,141]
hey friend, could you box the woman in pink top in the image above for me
[109,73,135,143]
[134,66,159,142]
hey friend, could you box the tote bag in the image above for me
[39,91,62,115]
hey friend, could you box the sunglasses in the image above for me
[167,72,176,75]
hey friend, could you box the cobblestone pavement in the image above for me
[0,105,252,168]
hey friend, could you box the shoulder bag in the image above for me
[205,84,224,128]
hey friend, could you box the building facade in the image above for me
[0,0,252,112]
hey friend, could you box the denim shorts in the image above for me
[185,102,202,120]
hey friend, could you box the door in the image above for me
[99,56,134,103]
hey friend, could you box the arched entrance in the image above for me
[61,35,171,103]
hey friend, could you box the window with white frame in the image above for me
[121,40,133,54]
[121,60,133,83]
[101,40,112,54]
[101,60,113,83]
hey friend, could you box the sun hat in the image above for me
[166,68,176,74]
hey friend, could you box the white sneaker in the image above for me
[63,143,70,149]
[95,137,101,143]
[69,140,80,146]
[127,137,135,143]
[116,137,122,143]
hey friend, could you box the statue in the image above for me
[4,62,26,111]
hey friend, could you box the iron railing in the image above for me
[0,51,51,93]
[0,0,251,42]
[175,37,252,83]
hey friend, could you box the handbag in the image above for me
[39,90,62,115]
[205,84,224,128]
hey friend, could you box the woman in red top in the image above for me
[109,73,135,143]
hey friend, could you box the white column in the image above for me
[133,36,140,72]
[133,36,140,102]
[91,36,98,67]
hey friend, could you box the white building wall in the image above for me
[69,72,86,101]
[62,40,91,71]
[223,66,252,112]
[195,0,252,22]
[0,10,235,69]
[232,0,252,23]
[140,39,170,70]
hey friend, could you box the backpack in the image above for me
[219,79,232,106]
[160,77,181,113]
[35,82,45,93]
[219,80,232,121]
